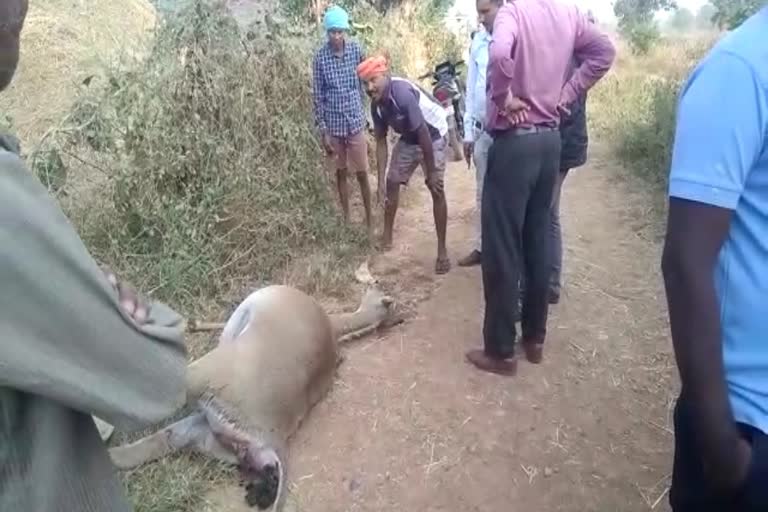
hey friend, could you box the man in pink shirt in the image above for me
[466,0,615,376]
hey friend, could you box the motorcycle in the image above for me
[419,60,466,161]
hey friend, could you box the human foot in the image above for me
[458,249,481,267]
[378,235,393,252]
[435,255,451,274]
[521,341,544,364]
[465,349,518,376]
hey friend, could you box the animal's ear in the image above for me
[381,296,394,307]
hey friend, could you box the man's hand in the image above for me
[463,142,474,168]
[703,435,753,492]
[102,266,150,325]
[557,102,572,118]
[321,133,335,155]
[425,167,443,195]
[502,93,530,126]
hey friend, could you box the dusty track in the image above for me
[205,144,677,512]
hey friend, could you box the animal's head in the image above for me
[237,444,285,511]
[357,285,395,325]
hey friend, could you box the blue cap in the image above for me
[324,5,350,31]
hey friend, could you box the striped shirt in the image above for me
[371,77,448,145]
[311,40,367,137]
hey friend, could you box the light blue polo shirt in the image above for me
[668,8,768,433]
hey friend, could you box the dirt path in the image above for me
[206,144,677,512]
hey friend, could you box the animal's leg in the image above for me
[108,412,209,470]
[190,423,239,465]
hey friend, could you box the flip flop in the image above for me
[435,256,451,275]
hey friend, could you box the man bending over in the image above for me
[358,55,451,274]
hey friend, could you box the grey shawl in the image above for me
[0,137,188,511]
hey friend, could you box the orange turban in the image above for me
[357,55,389,81]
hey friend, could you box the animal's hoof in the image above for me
[244,463,280,509]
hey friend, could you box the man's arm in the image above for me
[311,53,327,134]
[372,105,389,198]
[487,5,517,112]
[462,38,478,144]
[661,53,765,489]
[560,11,615,106]
[416,123,437,175]
[0,151,188,434]
[356,42,367,106]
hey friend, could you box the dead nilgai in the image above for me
[108,278,397,510]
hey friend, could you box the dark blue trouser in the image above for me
[671,394,768,511]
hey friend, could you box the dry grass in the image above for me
[588,34,719,191]
[0,0,156,148]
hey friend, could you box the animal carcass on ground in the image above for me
[107,278,397,511]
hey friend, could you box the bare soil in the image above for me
[205,144,678,512]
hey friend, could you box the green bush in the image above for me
[589,37,713,192]
[40,1,371,313]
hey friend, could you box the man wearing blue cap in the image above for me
[312,5,373,232]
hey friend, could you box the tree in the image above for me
[694,3,716,29]
[668,6,694,31]
[613,0,676,53]
[711,0,765,29]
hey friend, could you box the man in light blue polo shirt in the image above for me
[661,7,768,511]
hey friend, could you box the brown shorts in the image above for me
[328,130,369,174]
[386,136,447,187]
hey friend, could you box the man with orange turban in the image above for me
[358,55,452,274]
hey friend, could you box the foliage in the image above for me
[711,0,765,29]
[614,0,676,53]
[588,37,713,190]
[37,0,371,313]
[666,7,694,31]
[282,0,453,20]
[695,3,716,29]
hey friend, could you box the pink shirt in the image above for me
[486,0,616,131]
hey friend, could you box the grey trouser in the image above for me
[472,129,493,252]
[549,168,569,293]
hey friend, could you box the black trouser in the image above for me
[481,128,560,358]
[671,393,768,511]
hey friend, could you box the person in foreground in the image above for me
[0,2,189,510]
[311,5,373,230]
[661,8,768,511]
[465,0,615,376]
[457,25,492,268]
[358,55,451,274]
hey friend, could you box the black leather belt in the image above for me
[491,124,558,138]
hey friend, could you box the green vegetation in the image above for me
[588,37,714,192]
[613,0,674,54]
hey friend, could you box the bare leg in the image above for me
[356,171,373,232]
[381,180,399,251]
[336,168,350,222]
[430,187,450,274]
